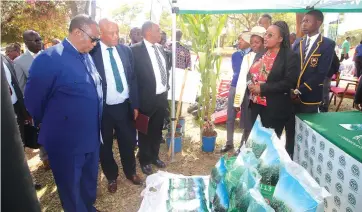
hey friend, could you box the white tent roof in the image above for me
[175,0,362,14]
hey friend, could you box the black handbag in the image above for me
[24,124,41,149]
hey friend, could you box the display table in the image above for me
[293,111,362,212]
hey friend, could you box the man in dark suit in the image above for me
[131,21,170,175]
[292,10,335,113]
[1,54,43,190]
[90,18,141,193]
[25,14,103,212]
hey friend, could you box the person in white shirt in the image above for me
[131,21,170,175]
[233,26,266,155]
[90,18,142,193]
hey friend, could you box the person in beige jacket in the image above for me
[233,26,266,155]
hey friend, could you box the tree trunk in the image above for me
[296,13,304,38]
[84,0,90,15]
[69,1,78,18]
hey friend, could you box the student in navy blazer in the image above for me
[90,19,142,193]
[292,10,335,113]
[25,15,102,212]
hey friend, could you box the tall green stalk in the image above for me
[179,14,227,138]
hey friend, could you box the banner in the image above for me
[167,68,201,104]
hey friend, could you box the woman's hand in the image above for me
[249,84,261,95]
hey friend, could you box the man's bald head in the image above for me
[141,21,161,44]
[23,30,42,54]
[99,18,119,47]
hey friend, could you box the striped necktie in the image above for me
[304,38,310,61]
[152,45,167,86]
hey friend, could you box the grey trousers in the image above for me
[321,77,332,112]
[226,86,237,146]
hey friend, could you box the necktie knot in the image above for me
[107,47,114,54]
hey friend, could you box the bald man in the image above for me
[131,21,170,175]
[90,18,141,193]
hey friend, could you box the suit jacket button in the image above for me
[64,116,68,120]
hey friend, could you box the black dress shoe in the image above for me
[141,164,153,175]
[126,174,143,185]
[34,183,42,191]
[152,159,166,168]
[220,145,234,153]
[234,148,241,156]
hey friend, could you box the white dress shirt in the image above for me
[143,39,167,94]
[27,49,42,58]
[305,33,320,57]
[3,62,18,104]
[100,41,129,105]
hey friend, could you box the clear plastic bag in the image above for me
[271,162,330,212]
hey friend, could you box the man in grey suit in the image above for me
[14,30,42,93]
[14,30,49,170]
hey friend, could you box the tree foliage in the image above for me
[111,3,144,35]
[1,0,70,44]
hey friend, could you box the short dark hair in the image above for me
[273,21,291,49]
[141,21,154,36]
[346,37,351,40]
[306,9,324,23]
[261,14,272,22]
[69,14,97,33]
[360,40,362,44]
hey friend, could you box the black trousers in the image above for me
[139,93,167,166]
[100,101,137,181]
[13,101,25,142]
[250,102,294,156]
[355,56,362,78]
[285,103,319,158]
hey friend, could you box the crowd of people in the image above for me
[221,10,362,159]
[2,9,362,212]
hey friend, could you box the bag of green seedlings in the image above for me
[228,166,261,211]
[169,177,206,190]
[166,198,209,212]
[270,162,330,212]
[257,135,292,204]
[169,186,205,201]
[224,147,259,194]
[247,189,275,212]
[245,116,275,158]
[210,178,229,212]
[209,156,230,212]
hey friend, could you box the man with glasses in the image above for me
[25,14,103,212]
[14,30,43,93]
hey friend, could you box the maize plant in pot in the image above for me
[179,14,228,142]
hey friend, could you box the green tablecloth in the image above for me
[297,111,362,163]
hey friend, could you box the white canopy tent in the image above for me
[168,0,362,160]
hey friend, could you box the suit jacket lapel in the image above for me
[303,34,322,70]
[92,43,106,85]
[2,55,24,102]
[115,45,130,84]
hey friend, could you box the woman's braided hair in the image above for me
[272,21,291,49]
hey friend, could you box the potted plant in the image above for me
[166,132,183,153]
[201,121,217,152]
[179,14,227,148]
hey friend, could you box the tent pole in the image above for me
[296,13,304,38]
[170,1,177,162]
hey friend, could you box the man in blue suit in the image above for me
[25,14,103,212]
[292,9,335,113]
[90,18,141,194]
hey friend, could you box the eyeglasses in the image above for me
[26,38,42,43]
[265,32,275,39]
[79,28,100,43]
